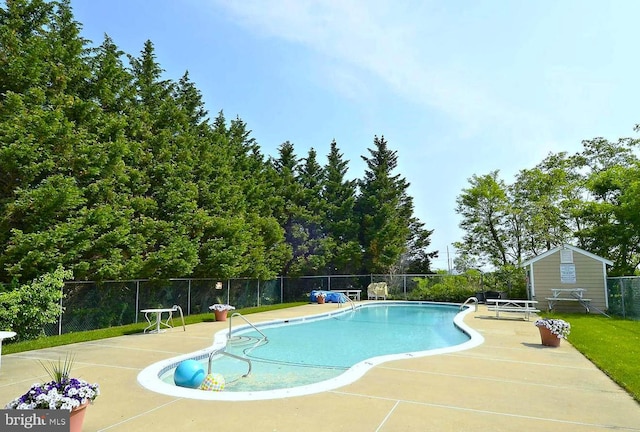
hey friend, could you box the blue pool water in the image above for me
[138,302,483,400]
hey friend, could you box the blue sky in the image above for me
[71,0,640,270]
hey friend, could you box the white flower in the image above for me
[209,304,235,311]
[5,355,100,411]
[535,318,571,339]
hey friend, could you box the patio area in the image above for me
[1,303,639,432]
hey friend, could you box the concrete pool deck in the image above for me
[0,303,639,431]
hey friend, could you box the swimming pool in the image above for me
[137,301,483,401]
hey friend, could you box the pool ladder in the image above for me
[338,293,357,311]
[207,313,268,378]
[460,296,479,312]
[227,312,268,344]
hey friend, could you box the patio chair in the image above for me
[367,282,388,300]
[0,331,16,370]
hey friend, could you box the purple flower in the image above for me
[5,378,100,410]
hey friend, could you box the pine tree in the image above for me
[0,0,95,281]
[270,141,304,276]
[322,140,361,274]
[125,41,200,278]
[356,136,415,274]
[296,148,330,274]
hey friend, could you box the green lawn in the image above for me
[543,312,640,403]
[2,302,306,355]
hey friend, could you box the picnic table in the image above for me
[486,299,540,321]
[546,288,591,312]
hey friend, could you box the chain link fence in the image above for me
[607,277,640,319]
[49,275,434,336]
[44,271,547,336]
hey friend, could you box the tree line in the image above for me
[455,134,640,275]
[0,0,436,284]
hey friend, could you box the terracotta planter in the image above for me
[214,310,228,321]
[317,296,326,304]
[70,402,89,432]
[538,325,562,347]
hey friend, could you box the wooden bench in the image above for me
[486,299,540,321]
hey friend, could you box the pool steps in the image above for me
[206,312,269,378]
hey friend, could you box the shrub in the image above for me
[408,271,478,303]
[0,266,72,341]
[483,265,527,299]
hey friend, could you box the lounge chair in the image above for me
[367,282,388,300]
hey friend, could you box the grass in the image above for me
[542,312,640,403]
[3,302,307,355]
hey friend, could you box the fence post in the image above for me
[187,279,191,315]
[58,284,64,336]
[621,278,626,319]
[135,280,139,324]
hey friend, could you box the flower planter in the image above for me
[317,296,325,304]
[6,355,99,419]
[209,304,235,321]
[535,318,569,347]
[214,310,228,321]
[538,325,561,347]
[70,402,90,432]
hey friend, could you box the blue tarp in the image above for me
[310,290,346,303]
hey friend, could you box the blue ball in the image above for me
[174,360,205,388]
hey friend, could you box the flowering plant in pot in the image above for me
[315,292,326,303]
[5,354,99,432]
[5,354,99,410]
[535,318,570,346]
[209,304,235,321]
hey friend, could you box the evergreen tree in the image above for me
[270,141,305,276]
[356,136,415,274]
[322,140,361,274]
[0,0,437,283]
[192,112,287,279]
[0,0,95,281]
[403,218,437,274]
[124,41,200,278]
[296,148,330,274]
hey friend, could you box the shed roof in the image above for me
[520,244,613,267]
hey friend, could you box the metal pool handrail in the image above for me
[460,296,478,312]
[207,348,252,376]
[227,312,268,341]
[338,293,356,311]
